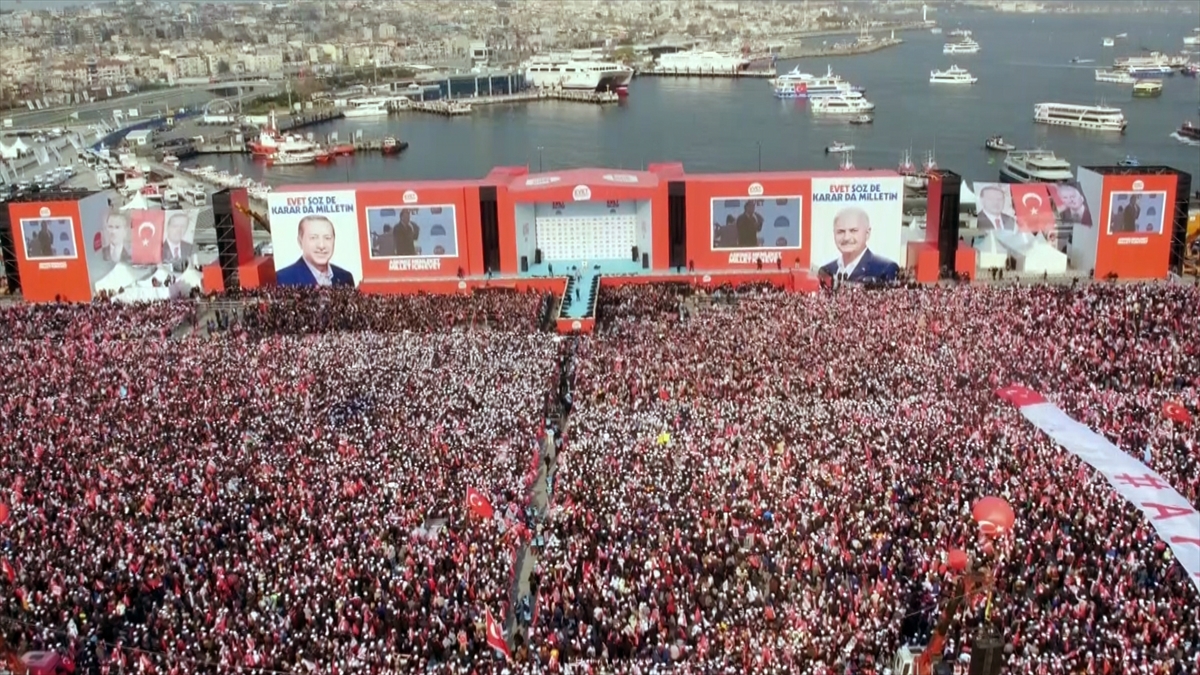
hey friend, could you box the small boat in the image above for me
[848,114,874,125]
[1103,37,1115,47]
[1132,80,1163,98]
[825,141,856,154]
[1070,57,1095,64]
[380,136,407,156]
[1172,120,1200,143]
[1117,155,1140,167]
[839,151,856,171]
[1115,33,1128,39]
[267,151,317,167]
[985,135,1017,151]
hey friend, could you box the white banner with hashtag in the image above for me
[996,385,1200,595]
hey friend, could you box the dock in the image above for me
[793,39,904,59]
[640,68,777,79]
[276,108,344,131]
[409,89,619,116]
[187,136,407,156]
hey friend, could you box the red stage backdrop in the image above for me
[684,172,813,271]
[8,200,92,302]
[1093,173,1177,279]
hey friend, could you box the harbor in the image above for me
[640,68,777,79]
[409,89,620,116]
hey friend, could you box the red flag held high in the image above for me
[485,610,510,661]
[130,209,165,265]
[1009,184,1056,236]
[466,487,494,519]
[1163,400,1192,425]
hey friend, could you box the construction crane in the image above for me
[235,200,270,233]
[893,565,995,675]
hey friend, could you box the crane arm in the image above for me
[916,571,986,675]
[235,201,270,233]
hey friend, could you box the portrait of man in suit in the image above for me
[976,185,1017,231]
[1055,183,1092,226]
[161,212,195,264]
[275,215,355,287]
[102,212,132,263]
[818,206,899,282]
[392,209,420,257]
[30,220,54,258]
[735,200,765,248]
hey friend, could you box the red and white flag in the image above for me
[129,209,164,265]
[1163,400,1192,425]
[485,610,510,661]
[1009,184,1056,236]
[466,487,494,519]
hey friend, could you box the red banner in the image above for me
[1009,184,1055,236]
[129,209,165,265]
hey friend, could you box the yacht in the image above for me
[654,50,751,74]
[525,59,634,93]
[985,135,1016,151]
[343,100,390,118]
[999,149,1075,183]
[1095,69,1137,84]
[943,38,980,55]
[812,92,875,114]
[1103,37,1115,47]
[773,65,864,98]
[929,65,978,84]
[825,141,855,154]
[1033,102,1127,132]
[1185,32,1200,46]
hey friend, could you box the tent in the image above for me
[973,231,1008,270]
[997,231,1068,275]
[0,141,17,161]
[9,137,30,157]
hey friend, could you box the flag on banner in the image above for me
[130,209,165,265]
[1163,400,1192,425]
[466,487,494,519]
[1009,183,1056,235]
[485,610,510,661]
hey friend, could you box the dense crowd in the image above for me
[0,282,1197,675]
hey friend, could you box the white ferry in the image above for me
[1103,37,1115,47]
[1095,69,1137,84]
[654,50,751,74]
[773,65,864,99]
[948,29,973,37]
[943,38,981,55]
[1033,102,1126,132]
[343,100,390,118]
[929,65,978,84]
[1000,150,1074,184]
[1126,65,1174,78]
[812,92,876,115]
[525,59,633,93]
[1114,51,1186,69]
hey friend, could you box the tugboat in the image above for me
[825,141,856,154]
[985,135,1016,151]
[1117,155,1140,167]
[1172,120,1200,143]
[381,136,409,156]
[849,114,874,125]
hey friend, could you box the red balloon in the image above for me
[972,496,1015,535]
[947,549,969,572]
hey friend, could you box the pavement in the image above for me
[3,84,282,130]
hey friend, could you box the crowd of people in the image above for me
[0,282,1198,675]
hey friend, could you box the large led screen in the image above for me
[365,205,459,258]
[710,197,802,250]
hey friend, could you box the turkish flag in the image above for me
[1163,400,1192,425]
[130,209,164,265]
[466,487,494,519]
[1,558,14,584]
[1009,184,1056,235]
[485,610,511,661]
[995,384,1046,408]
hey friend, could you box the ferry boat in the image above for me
[1184,31,1200,46]
[948,29,973,38]
[849,114,874,125]
[1033,102,1127,132]
[812,92,875,114]
[1114,52,1186,70]
[773,65,864,98]
[1173,120,1200,143]
[1095,69,1137,84]
[654,50,752,74]
[1132,80,1164,98]
[929,65,978,84]
[999,149,1075,184]
[943,38,980,55]
[343,100,390,118]
[825,141,855,154]
[985,135,1016,152]
[1103,37,1115,47]
[525,59,633,94]
[1127,65,1174,78]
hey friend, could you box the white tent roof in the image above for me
[9,137,30,153]
[0,141,16,161]
[120,194,153,211]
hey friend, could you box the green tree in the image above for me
[217,60,231,75]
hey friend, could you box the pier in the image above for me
[188,135,406,156]
[277,108,345,131]
[640,68,777,79]
[792,39,904,59]
[409,89,620,116]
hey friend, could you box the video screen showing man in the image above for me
[162,212,195,264]
[735,201,764,248]
[1054,183,1092,226]
[22,219,73,259]
[102,212,132,263]
[976,185,1017,231]
[392,209,419,257]
[276,215,355,287]
[819,206,899,282]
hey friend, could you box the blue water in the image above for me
[186,9,1200,186]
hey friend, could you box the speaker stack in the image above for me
[968,628,1006,675]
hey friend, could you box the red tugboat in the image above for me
[1174,120,1200,143]
[380,136,409,156]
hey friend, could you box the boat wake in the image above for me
[1170,132,1200,146]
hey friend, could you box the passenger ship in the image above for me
[655,50,753,74]
[929,65,977,84]
[1095,69,1136,84]
[773,65,864,98]
[1033,102,1126,132]
[943,38,981,55]
[812,92,876,114]
[1000,150,1075,184]
[524,58,633,94]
